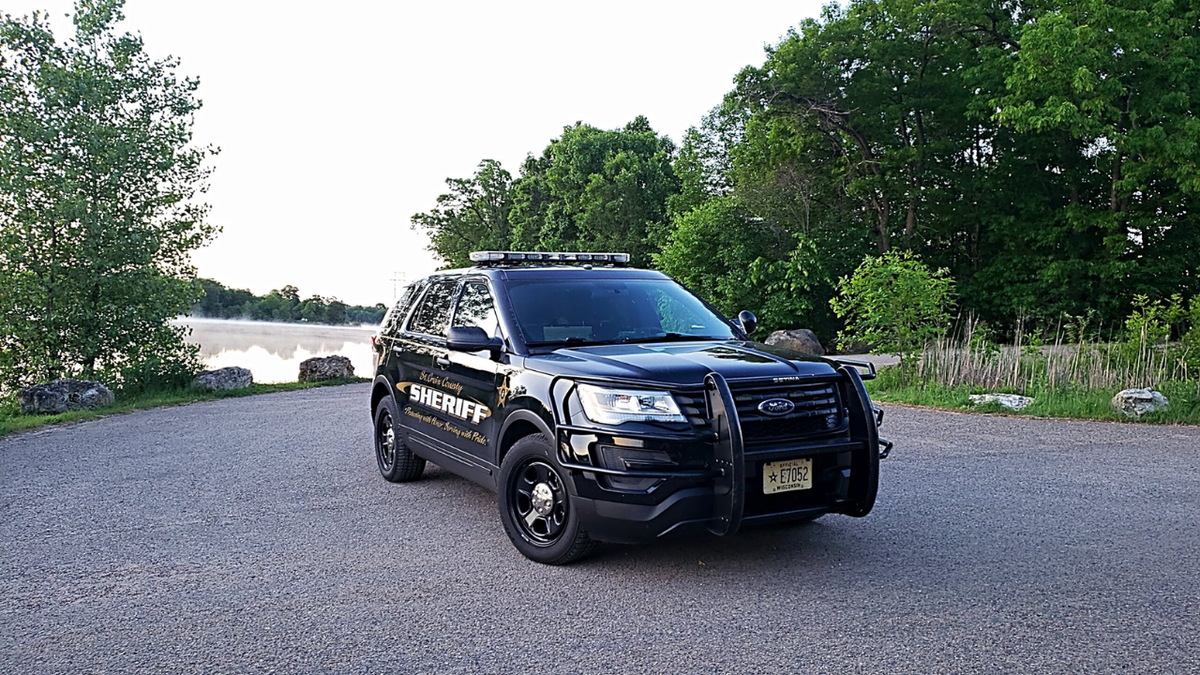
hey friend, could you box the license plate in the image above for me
[763,458,813,494]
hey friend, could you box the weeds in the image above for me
[869,303,1200,425]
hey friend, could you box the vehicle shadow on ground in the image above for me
[591,518,851,566]
[416,465,898,575]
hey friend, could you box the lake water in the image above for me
[177,318,376,384]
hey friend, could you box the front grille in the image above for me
[675,379,846,445]
[734,382,845,444]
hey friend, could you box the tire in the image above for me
[498,433,597,565]
[373,396,425,482]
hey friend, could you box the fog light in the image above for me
[599,446,672,491]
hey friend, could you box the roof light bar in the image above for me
[469,251,631,266]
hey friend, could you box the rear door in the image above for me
[375,283,422,376]
[395,277,496,484]
[394,278,460,457]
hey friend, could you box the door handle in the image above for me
[435,355,451,370]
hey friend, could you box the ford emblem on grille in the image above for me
[757,398,795,416]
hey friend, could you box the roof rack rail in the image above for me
[469,251,631,267]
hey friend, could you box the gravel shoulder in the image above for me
[2,383,1198,674]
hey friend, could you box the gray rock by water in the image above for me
[299,355,355,382]
[969,393,1034,412]
[17,379,115,415]
[192,367,253,391]
[1111,388,1169,417]
[764,329,826,356]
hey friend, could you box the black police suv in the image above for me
[369,251,891,564]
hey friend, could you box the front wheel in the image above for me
[374,397,425,482]
[497,434,597,565]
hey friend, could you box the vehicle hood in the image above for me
[522,340,839,387]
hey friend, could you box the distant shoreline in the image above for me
[173,316,377,331]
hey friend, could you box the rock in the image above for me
[833,340,873,356]
[17,379,115,415]
[192,367,253,391]
[764,329,826,356]
[1111,388,1169,417]
[969,393,1033,411]
[298,355,355,382]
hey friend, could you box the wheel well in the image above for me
[499,419,543,464]
[370,382,391,417]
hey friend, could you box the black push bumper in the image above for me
[548,362,892,544]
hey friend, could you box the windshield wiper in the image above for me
[618,333,723,344]
[526,337,621,348]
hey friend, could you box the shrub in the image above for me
[830,250,956,367]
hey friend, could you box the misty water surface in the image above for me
[178,318,375,384]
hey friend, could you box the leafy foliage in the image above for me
[719,0,1200,333]
[411,159,513,269]
[414,117,680,269]
[831,251,956,364]
[654,198,785,323]
[0,1,215,395]
[401,0,1200,352]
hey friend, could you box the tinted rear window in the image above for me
[407,279,458,337]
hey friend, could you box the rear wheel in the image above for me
[374,397,425,482]
[498,434,597,565]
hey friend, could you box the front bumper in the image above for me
[549,364,890,544]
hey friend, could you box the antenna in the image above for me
[390,272,408,299]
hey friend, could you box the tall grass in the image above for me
[914,316,1195,394]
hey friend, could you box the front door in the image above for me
[441,279,505,469]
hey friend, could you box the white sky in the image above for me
[6,0,824,306]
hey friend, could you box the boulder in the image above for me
[969,393,1033,412]
[192,367,254,391]
[833,340,873,356]
[1111,388,1169,418]
[298,355,355,382]
[764,329,826,356]
[17,379,115,415]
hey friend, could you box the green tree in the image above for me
[656,197,792,329]
[510,117,680,265]
[412,158,513,268]
[325,300,348,325]
[831,250,955,366]
[725,0,1200,331]
[989,0,1200,318]
[0,1,217,394]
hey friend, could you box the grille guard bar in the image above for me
[833,358,877,380]
[704,372,745,536]
[548,367,886,529]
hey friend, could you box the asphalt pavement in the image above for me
[2,384,1198,674]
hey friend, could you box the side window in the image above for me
[407,279,457,337]
[451,282,501,339]
[381,284,420,338]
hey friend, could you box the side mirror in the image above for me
[736,310,758,336]
[447,326,503,357]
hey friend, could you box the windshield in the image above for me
[505,277,737,346]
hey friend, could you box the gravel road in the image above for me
[2,383,1198,674]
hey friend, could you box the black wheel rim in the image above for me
[511,459,568,546]
[376,411,396,472]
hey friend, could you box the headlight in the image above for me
[576,384,685,425]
